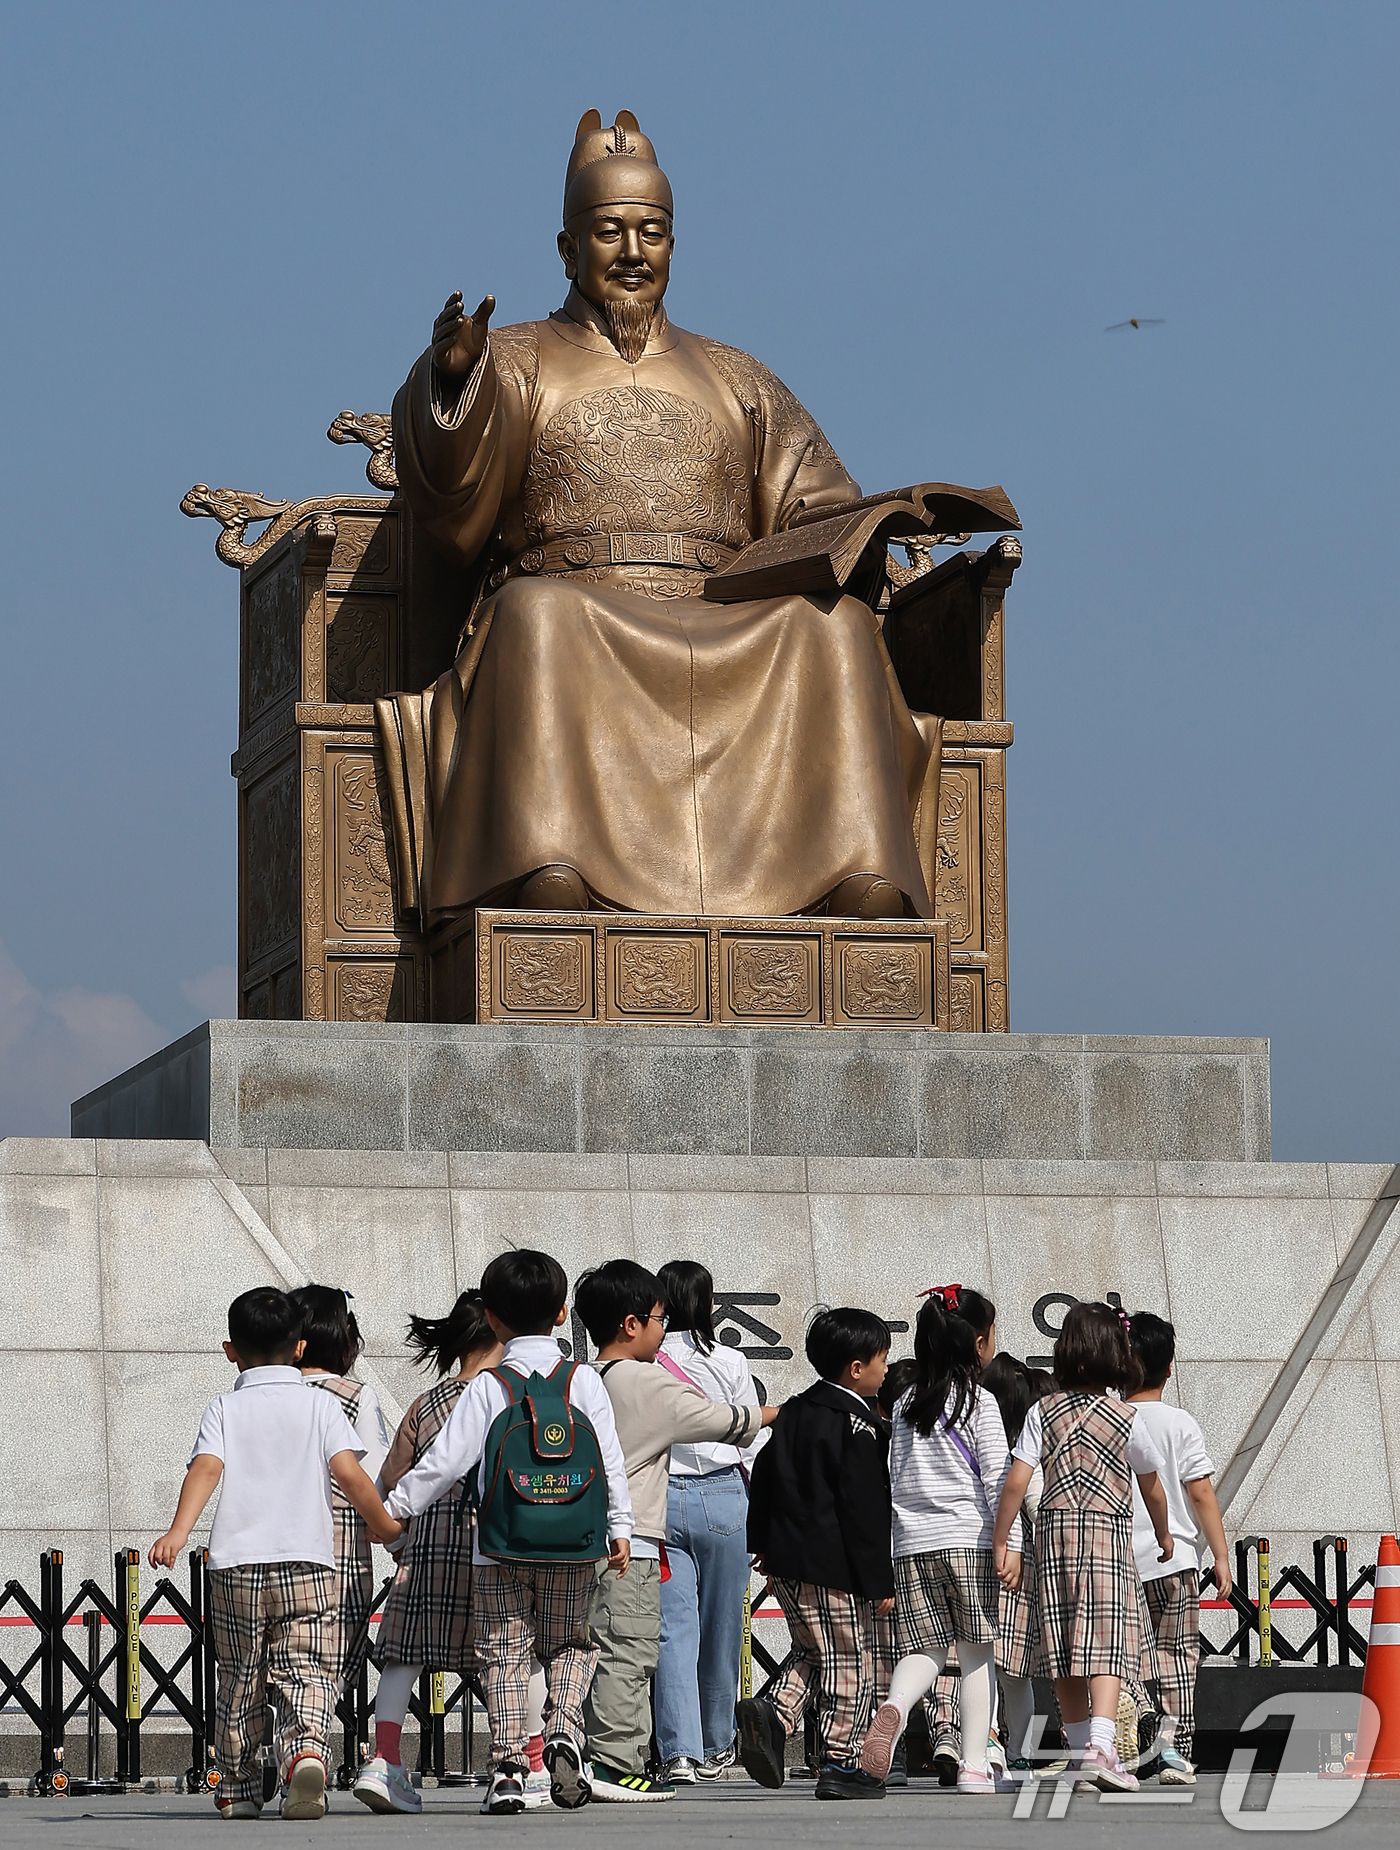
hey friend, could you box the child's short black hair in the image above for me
[228,1287,300,1361]
[574,1260,662,1350]
[1128,1310,1176,1391]
[289,1284,363,1375]
[805,1306,891,1381]
[480,1249,568,1336]
[1053,1301,1142,1394]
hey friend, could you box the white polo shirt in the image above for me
[192,1366,363,1570]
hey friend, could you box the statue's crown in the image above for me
[563,109,673,226]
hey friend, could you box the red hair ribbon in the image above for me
[918,1284,962,1309]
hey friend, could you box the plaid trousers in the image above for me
[208,1562,337,1805]
[473,1561,599,1767]
[1124,1569,1201,1758]
[769,1578,883,1768]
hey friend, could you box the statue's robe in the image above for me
[378,286,940,924]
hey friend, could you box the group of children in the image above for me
[735,1285,1229,1798]
[151,1257,1227,1818]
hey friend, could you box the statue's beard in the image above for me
[604,295,655,364]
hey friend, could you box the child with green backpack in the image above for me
[385,1250,632,1815]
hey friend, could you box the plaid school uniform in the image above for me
[769,1578,883,1767]
[998,1518,1040,1679]
[894,1547,1002,1654]
[1124,1568,1201,1757]
[374,1378,477,1672]
[1032,1393,1159,1682]
[305,1375,376,1684]
[473,1560,599,1765]
[208,1560,338,1805]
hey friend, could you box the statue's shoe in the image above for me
[826,874,904,919]
[518,864,589,909]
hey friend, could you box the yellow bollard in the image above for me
[1257,1538,1272,1667]
[125,1550,142,1721]
[740,1582,753,1701]
[431,1671,445,1716]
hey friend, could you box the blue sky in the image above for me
[0,1,1396,1155]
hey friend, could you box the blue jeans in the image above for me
[656,1467,751,1763]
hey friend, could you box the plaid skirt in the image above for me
[373,1489,477,1672]
[998,1530,1039,1679]
[329,1501,376,1683]
[895,1547,1001,1653]
[1033,1509,1159,1681]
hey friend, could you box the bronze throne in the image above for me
[189,418,1020,1032]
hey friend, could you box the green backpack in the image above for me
[474,1361,610,1563]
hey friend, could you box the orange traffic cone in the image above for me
[1359,1535,1400,1775]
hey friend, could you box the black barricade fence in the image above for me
[0,1550,493,1795]
[0,1537,1381,1792]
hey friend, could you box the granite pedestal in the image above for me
[71,1021,1272,1161]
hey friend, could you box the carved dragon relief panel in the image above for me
[244,557,300,723]
[935,763,982,949]
[613,935,703,1015]
[499,933,590,1014]
[333,958,412,1022]
[326,599,394,703]
[725,939,817,1019]
[245,761,299,966]
[839,943,924,1021]
[334,754,397,934]
[331,517,392,577]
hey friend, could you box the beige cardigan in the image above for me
[593,1358,761,1542]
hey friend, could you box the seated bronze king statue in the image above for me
[379,109,988,929]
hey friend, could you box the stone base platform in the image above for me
[71,1022,1272,1159]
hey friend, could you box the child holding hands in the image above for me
[992,1300,1173,1793]
[150,1288,401,1823]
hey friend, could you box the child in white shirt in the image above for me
[861,1286,1019,1795]
[1122,1311,1232,1786]
[150,1287,400,1823]
[385,1249,633,1817]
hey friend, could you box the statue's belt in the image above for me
[490,533,739,588]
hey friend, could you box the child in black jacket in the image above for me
[737,1308,894,1801]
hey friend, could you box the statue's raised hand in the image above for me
[432,291,495,379]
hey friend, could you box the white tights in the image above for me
[884,1643,996,1773]
[375,1658,548,1735]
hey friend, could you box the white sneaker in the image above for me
[523,1768,552,1809]
[482,1763,528,1815]
[543,1735,592,1809]
[353,1756,422,1814]
[662,1755,699,1784]
[279,1753,328,1821]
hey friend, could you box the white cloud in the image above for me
[180,964,237,1019]
[0,939,167,1138]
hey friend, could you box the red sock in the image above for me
[374,1720,403,1767]
[527,1734,544,1774]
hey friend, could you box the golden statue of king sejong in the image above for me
[378,110,997,930]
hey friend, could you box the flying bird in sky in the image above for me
[1106,318,1165,331]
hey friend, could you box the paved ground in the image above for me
[2,1775,1399,1847]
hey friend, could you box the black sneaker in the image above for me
[932,1731,959,1788]
[482,1762,527,1815]
[543,1736,591,1810]
[815,1762,886,1800]
[734,1697,787,1790]
[886,1740,909,1788]
[590,1764,675,1803]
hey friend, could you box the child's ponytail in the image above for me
[904,1289,985,1435]
[406,1290,494,1376]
